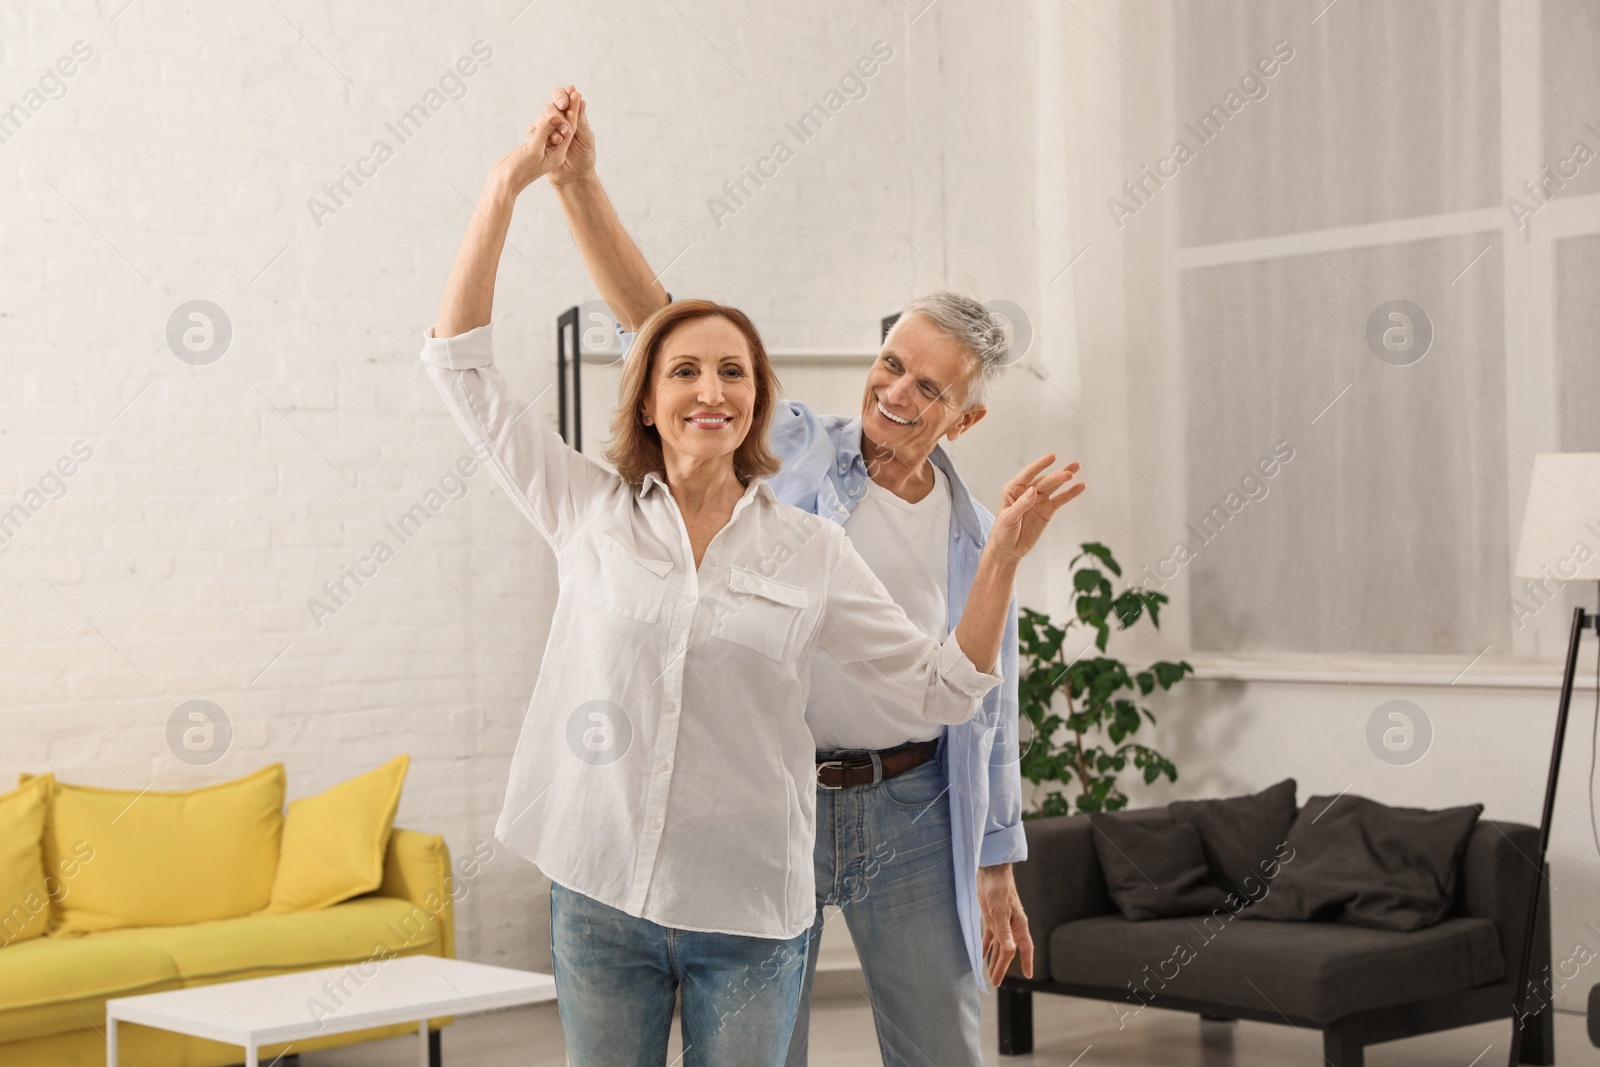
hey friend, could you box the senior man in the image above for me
[545,86,1051,1066]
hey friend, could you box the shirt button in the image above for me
[665,702,677,713]
[684,593,696,603]
[848,485,860,496]
[657,759,671,772]
[648,818,662,830]
[674,642,684,653]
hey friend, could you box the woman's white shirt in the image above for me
[420,323,1001,940]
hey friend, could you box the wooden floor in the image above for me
[300,988,1599,1066]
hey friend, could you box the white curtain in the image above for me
[1066,0,1600,660]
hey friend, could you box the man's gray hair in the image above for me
[894,292,1009,409]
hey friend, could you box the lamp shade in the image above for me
[1514,453,1600,579]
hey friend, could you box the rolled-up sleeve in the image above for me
[815,529,1001,725]
[979,602,1028,865]
[420,323,619,549]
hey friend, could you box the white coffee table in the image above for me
[105,953,557,1067]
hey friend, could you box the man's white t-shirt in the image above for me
[808,463,953,750]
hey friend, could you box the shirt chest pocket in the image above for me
[710,567,809,661]
[591,533,675,625]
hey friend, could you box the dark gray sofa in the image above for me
[1003,807,1554,1067]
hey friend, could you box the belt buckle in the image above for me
[816,760,845,790]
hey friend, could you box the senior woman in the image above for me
[420,99,1083,1067]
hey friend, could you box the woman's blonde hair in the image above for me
[606,299,782,485]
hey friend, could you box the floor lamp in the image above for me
[1507,452,1600,1067]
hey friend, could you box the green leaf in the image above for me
[1112,590,1144,628]
[1072,542,1123,577]
[1137,590,1168,629]
[1152,660,1193,688]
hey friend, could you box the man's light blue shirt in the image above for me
[618,326,1027,988]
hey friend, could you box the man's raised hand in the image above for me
[988,454,1084,562]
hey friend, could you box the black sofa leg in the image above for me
[1516,1005,1555,1066]
[998,983,1034,1056]
[430,1027,443,1066]
[1323,1026,1363,1067]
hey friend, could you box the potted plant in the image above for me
[1018,542,1193,817]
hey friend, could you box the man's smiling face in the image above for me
[859,311,987,465]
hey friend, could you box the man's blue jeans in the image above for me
[550,881,810,1067]
[784,754,982,1067]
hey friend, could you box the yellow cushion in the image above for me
[97,893,444,984]
[35,764,285,935]
[268,755,409,913]
[0,775,54,946]
[0,932,182,1043]
[381,828,457,960]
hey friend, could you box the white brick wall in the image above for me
[2,0,1075,969]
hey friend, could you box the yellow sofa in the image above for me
[1,827,455,1067]
[1,759,457,1067]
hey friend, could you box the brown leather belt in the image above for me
[816,739,939,790]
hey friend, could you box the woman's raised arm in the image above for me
[435,100,577,337]
[421,97,619,550]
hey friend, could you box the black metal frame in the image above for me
[556,306,583,451]
[1507,598,1598,1065]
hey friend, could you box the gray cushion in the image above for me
[1088,813,1229,920]
[1168,778,1298,901]
[1049,913,1504,1021]
[1243,794,1482,931]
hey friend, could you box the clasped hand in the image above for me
[493,86,591,194]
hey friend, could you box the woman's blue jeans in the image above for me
[550,881,810,1067]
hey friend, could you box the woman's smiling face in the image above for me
[643,315,757,469]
